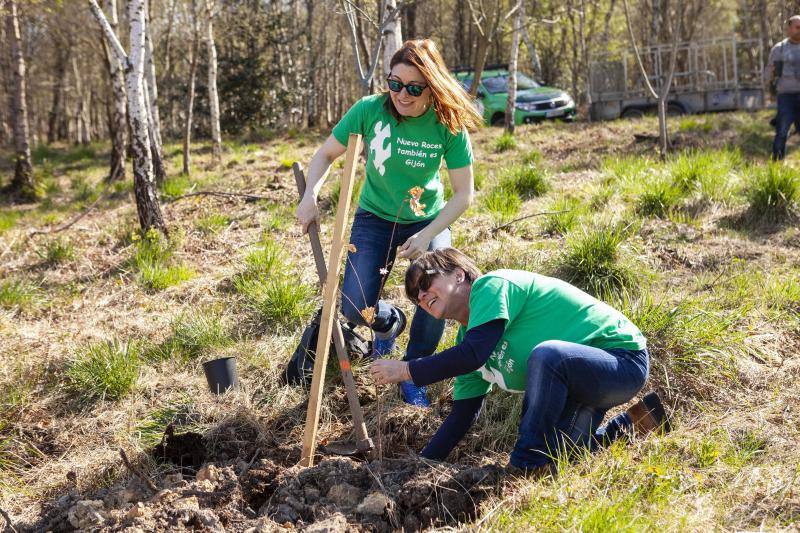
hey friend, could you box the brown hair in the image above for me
[385,39,483,134]
[405,248,482,303]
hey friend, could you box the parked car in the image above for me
[454,66,576,125]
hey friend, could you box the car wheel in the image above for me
[490,113,505,126]
[666,103,686,116]
[621,107,645,119]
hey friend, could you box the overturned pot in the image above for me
[202,356,239,394]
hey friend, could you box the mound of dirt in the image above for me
[30,454,507,532]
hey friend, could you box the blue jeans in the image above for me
[340,208,451,360]
[510,340,649,469]
[772,93,800,160]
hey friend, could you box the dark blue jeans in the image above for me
[772,93,800,160]
[340,208,451,360]
[510,340,649,469]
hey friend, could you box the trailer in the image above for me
[589,36,766,120]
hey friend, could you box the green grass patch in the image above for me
[241,238,286,280]
[0,279,41,312]
[521,149,543,166]
[500,164,549,198]
[482,186,521,225]
[146,309,233,362]
[542,196,582,235]
[160,175,193,200]
[603,154,654,185]
[130,230,194,291]
[36,237,75,265]
[234,276,316,330]
[195,213,231,234]
[329,176,365,211]
[556,224,637,297]
[70,175,98,204]
[494,132,517,153]
[66,339,141,402]
[668,149,740,202]
[135,402,202,447]
[636,177,685,218]
[677,116,713,133]
[745,162,799,223]
[0,211,20,234]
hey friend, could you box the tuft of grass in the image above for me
[602,154,653,184]
[678,116,713,133]
[130,230,194,291]
[147,310,233,362]
[556,225,637,297]
[234,275,316,330]
[135,402,202,447]
[195,213,231,234]
[501,164,549,198]
[160,175,193,200]
[66,339,141,402]
[482,186,521,224]
[241,238,285,279]
[745,162,799,223]
[329,176,365,211]
[0,211,20,234]
[494,132,517,152]
[37,237,75,265]
[521,149,543,166]
[0,279,40,312]
[669,149,739,202]
[637,178,685,218]
[542,196,582,235]
[70,175,98,204]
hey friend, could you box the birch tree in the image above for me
[89,0,167,233]
[504,2,523,133]
[101,0,126,182]
[183,0,200,176]
[465,0,520,98]
[5,0,37,201]
[381,0,403,76]
[144,4,166,183]
[342,0,403,95]
[204,0,222,164]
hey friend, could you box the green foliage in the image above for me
[473,162,488,190]
[241,238,285,279]
[482,186,521,224]
[494,132,517,153]
[70,175,98,204]
[0,279,40,312]
[195,213,231,234]
[130,230,194,291]
[542,196,582,235]
[66,340,141,402]
[603,154,653,184]
[746,162,799,222]
[668,149,740,201]
[557,225,636,297]
[677,116,713,133]
[0,211,20,234]
[37,237,75,265]
[147,310,233,362]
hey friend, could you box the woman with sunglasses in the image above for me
[296,40,482,406]
[369,248,670,474]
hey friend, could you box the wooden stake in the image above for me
[300,133,362,467]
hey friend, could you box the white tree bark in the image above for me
[144,4,166,182]
[204,0,222,164]
[183,0,200,175]
[102,0,127,182]
[71,55,92,145]
[381,0,402,76]
[5,0,36,200]
[89,0,166,233]
[505,3,522,133]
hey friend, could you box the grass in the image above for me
[636,177,684,218]
[234,275,316,330]
[146,309,233,362]
[66,339,141,402]
[195,213,231,234]
[542,196,582,235]
[0,279,40,312]
[329,176,365,211]
[241,238,285,279]
[494,132,517,152]
[745,162,799,223]
[0,211,20,234]
[556,224,637,297]
[70,175,98,204]
[482,186,521,225]
[159,175,193,200]
[36,237,75,265]
[500,164,549,198]
[130,230,194,291]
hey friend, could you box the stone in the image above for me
[197,464,220,483]
[127,502,146,519]
[68,500,108,529]
[356,492,391,516]
[196,479,216,492]
[163,472,184,486]
[173,495,200,512]
[193,509,224,531]
[301,513,349,532]
[326,483,362,507]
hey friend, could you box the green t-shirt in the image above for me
[331,94,473,224]
[453,270,647,400]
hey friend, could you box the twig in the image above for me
[119,448,159,493]
[166,190,272,203]
[27,182,113,238]
[491,209,569,234]
[0,507,17,533]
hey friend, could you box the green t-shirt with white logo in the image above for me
[332,94,473,224]
[453,270,647,400]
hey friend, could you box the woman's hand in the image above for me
[296,195,320,234]
[370,359,412,385]
[398,231,433,260]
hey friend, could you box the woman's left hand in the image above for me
[370,359,411,385]
[398,231,432,260]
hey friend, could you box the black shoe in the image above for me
[627,391,671,435]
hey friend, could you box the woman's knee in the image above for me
[529,340,571,371]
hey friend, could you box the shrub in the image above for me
[746,162,799,222]
[66,340,141,402]
[557,225,636,296]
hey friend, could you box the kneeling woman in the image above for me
[370,248,668,472]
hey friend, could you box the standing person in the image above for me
[768,15,800,160]
[296,40,482,406]
[370,248,670,474]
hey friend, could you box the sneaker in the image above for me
[627,391,671,436]
[372,308,406,358]
[399,380,430,407]
[504,462,556,479]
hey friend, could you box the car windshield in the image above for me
[459,72,541,94]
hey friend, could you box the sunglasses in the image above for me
[409,268,439,305]
[387,77,428,97]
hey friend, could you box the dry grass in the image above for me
[1,112,799,529]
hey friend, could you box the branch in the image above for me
[621,0,657,99]
[88,0,128,65]
[491,209,570,234]
[165,190,273,203]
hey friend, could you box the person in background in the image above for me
[370,248,670,474]
[296,40,482,406]
[768,15,800,160]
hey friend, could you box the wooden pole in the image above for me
[299,133,362,467]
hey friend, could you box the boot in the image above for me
[372,308,406,358]
[626,391,671,436]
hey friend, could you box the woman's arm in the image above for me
[398,164,474,259]
[295,134,347,233]
[420,395,486,461]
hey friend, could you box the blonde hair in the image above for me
[386,39,483,134]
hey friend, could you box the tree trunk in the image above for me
[5,0,36,201]
[469,37,489,97]
[205,0,222,164]
[183,0,200,176]
[71,55,91,145]
[102,0,127,182]
[48,45,69,144]
[505,3,522,133]
[382,0,402,76]
[405,2,416,39]
[145,5,166,183]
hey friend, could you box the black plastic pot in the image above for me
[202,357,239,394]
